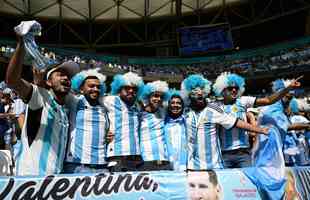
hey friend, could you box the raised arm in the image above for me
[254,77,302,107]
[5,38,33,102]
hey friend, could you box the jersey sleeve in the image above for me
[208,103,237,130]
[240,96,256,109]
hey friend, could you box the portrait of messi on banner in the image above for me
[187,171,223,200]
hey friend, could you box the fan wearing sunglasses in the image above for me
[212,73,301,168]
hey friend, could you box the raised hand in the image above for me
[288,75,303,89]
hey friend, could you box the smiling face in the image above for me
[80,77,101,103]
[168,96,183,118]
[149,91,164,110]
[119,85,138,106]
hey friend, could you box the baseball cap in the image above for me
[45,61,80,80]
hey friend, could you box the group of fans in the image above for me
[1,36,310,176]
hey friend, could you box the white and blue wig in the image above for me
[167,89,182,101]
[139,80,169,103]
[110,72,144,95]
[71,68,106,95]
[212,72,245,97]
[181,74,211,99]
[271,79,292,93]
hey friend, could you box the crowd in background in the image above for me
[2,37,310,79]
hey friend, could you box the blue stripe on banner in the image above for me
[114,98,122,155]
[128,111,136,155]
[147,114,160,161]
[39,107,56,174]
[91,107,100,164]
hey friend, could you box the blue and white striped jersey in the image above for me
[218,96,256,151]
[65,95,109,165]
[186,103,237,170]
[140,110,169,161]
[16,85,69,175]
[164,116,187,171]
[104,96,140,157]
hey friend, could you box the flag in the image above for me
[243,101,288,200]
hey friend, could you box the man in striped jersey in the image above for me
[182,74,268,170]
[212,72,301,168]
[138,80,171,170]
[5,37,79,175]
[164,90,187,171]
[63,68,112,173]
[103,72,144,172]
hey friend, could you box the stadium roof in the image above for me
[0,0,242,21]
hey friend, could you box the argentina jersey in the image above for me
[164,116,187,171]
[66,96,109,165]
[16,85,69,175]
[140,111,169,161]
[186,104,237,170]
[219,96,256,151]
[104,96,140,157]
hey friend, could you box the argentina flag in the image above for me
[243,101,288,200]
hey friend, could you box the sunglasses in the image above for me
[226,86,239,91]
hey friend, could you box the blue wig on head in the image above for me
[138,80,169,103]
[167,89,182,101]
[272,79,286,93]
[213,72,245,97]
[110,72,144,95]
[181,74,211,97]
[272,79,293,93]
[71,68,106,96]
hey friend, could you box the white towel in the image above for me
[14,20,56,69]
[14,20,41,36]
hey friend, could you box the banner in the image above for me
[0,172,187,200]
[0,168,309,199]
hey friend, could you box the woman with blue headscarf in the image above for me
[164,90,187,171]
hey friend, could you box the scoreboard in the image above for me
[177,23,234,56]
